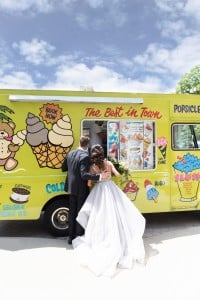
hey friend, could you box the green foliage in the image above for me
[176,65,200,94]
[0,106,14,121]
[107,157,129,177]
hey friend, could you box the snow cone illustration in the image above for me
[144,179,159,203]
[26,113,74,168]
[173,153,200,202]
[157,137,167,159]
[123,180,139,201]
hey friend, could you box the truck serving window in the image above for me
[172,124,200,150]
[82,120,155,171]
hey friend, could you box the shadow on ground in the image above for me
[0,211,199,259]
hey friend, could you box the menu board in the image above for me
[107,121,120,159]
[108,120,155,170]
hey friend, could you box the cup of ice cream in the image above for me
[10,187,30,203]
[123,180,139,201]
[173,153,200,202]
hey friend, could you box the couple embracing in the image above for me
[62,135,145,277]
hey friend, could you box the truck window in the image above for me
[82,119,156,171]
[172,124,200,150]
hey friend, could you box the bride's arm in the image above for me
[107,161,120,177]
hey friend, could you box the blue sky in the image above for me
[0,0,199,93]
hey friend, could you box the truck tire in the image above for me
[44,200,69,237]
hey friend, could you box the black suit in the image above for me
[62,148,100,239]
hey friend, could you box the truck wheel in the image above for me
[44,200,69,237]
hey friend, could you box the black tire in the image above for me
[44,199,69,237]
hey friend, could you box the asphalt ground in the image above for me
[0,212,200,300]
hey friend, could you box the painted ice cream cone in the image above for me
[159,145,167,159]
[47,115,74,168]
[157,137,167,159]
[26,113,49,167]
[31,144,48,167]
[26,113,74,168]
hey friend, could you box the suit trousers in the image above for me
[68,194,86,239]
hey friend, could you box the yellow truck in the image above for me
[1,88,200,235]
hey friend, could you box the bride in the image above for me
[72,144,146,277]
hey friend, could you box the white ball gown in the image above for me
[72,174,146,277]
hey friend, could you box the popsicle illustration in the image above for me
[144,179,159,203]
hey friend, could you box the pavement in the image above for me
[0,213,200,300]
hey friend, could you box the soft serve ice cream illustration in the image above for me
[47,115,74,168]
[26,113,49,167]
[26,104,74,168]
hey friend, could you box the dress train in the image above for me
[72,179,145,277]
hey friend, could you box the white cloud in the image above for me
[84,0,104,9]
[0,0,127,30]
[0,0,122,15]
[13,39,55,65]
[84,0,121,9]
[75,13,88,29]
[133,34,200,77]
[184,0,200,20]
[158,19,188,40]
[0,71,36,89]
[154,0,200,41]
[43,63,169,93]
[9,31,200,94]
[0,0,54,14]
[154,0,186,14]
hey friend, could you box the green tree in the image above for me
[176,64,200,94]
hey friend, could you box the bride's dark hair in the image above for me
[91,144,105,169]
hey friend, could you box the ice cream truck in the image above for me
[1,88,200,236]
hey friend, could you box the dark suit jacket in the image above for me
[62,148,100,197]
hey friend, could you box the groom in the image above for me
[62,136,110,244]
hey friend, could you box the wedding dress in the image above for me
[72,162,146,277]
